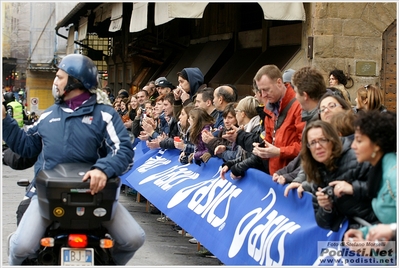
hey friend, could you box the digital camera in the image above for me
[321,185,334,198]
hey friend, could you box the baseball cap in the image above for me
[155,77,175,89]
[155,77,166,85]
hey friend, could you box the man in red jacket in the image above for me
[252,65,305,175]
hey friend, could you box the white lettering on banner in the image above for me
[137,156,171,173]
[189,178,242,227]
[167,171,242,227]
[153,167,198,190]
[135,155,300,265]
[138,165,198,188]
[228,188,301,265]
[138,157,241,227]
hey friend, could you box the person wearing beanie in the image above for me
[283,69,296,87]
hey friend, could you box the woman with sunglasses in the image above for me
[290,120,377,231]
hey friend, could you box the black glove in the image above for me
[179,154,189,165]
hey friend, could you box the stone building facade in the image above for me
[289,3,396,108]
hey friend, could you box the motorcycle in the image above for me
[10,163,121,265]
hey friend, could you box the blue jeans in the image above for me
[9,195,146,265]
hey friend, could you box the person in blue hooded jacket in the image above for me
[173,67,206,118]
[3,54,145,265]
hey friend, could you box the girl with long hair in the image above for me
[187,107,215,165]
[174,103,196,164]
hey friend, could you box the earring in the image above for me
[371,151,377,158]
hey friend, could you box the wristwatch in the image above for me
[390,223,397,237]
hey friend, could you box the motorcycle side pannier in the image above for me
[36,163,121,229]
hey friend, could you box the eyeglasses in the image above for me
[318,102,342,114]
[364,84,370,91]
[234,109,242,113]
[307,138,330,148]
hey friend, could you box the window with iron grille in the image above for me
[80,33,111,75]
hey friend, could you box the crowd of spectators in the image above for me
[5,63,395,260]
[100,65,396,258]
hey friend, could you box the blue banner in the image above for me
[120,141,158,186]
[121,148,349,265]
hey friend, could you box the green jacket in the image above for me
[7,101,24,127]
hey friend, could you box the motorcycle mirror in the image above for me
[17,179,30,187]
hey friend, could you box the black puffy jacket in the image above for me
[159,117,180,149]
[223,123,269,177]
[302,137,377,231]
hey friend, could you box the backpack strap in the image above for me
[271,98,296,145]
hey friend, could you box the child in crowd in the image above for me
[113,100,121,113]
[203,102,239,162]
[124,94,138,131]
[120,98,130,123]
[187,107,215,165]
[145,93,179,149]
[174,103,195,164]
[144,101,154,119]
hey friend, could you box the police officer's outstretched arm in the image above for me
[3,96,42,158]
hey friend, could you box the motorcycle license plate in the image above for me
[61,248,94,266]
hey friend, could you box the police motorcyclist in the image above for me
[3,54,145,265]
[3,92,24,127]
[17,90,25,105]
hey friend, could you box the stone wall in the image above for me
[288,3,396,104]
